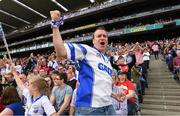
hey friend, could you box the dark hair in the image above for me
[59,73,68,84]
[118,55,124,60]
[51,70,60,75]
[4,73,13,78]
[93,26,107,39]
[1,87,21,105]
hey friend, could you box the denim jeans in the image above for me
[75,105,116,115]
[173,68,180,78]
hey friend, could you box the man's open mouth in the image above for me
[100,42,105,45]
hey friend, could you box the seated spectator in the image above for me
[50,73,73,115]
[45,75,54,98]
[0,86,25,115]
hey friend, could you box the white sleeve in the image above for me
[22,88,30,99]
[64,43,88,61]
[48,61,52,67]
[42,96,56,115]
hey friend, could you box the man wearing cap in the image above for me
[116,70,136,115]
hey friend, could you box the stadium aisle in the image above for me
[141,57,180,115]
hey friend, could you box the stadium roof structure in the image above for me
[0,0,108,34]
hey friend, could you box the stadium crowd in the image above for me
[1,34,170,115]
[0,8,179,115]
[0,27,180,115]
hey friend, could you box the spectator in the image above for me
[12,68,56,116]
[0,86,25,115]
[50,10,123,115]
[152,42,159,60]
[50,73,73,115]
[143,47,150,70]
[3,73,17,88]
[116,70,136,115]
[66,66,77,90]
[173,50,180,80]
[48,53,58,71]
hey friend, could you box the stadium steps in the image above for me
[141,58,180,115]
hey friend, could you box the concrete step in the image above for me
[145,90,180,96]
[140,59,180,114]
[149,77,173,80]
[144,95,180,100]
[143,98,180,106]
[148,80,175,83]
[149,73,171,75]
[141,104,180,112]
[148,82,178,85]
[141,109,180,115]
[146,88,180,92]
[149,75,172,78]
[148,84,180,89]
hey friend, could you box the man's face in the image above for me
[4,74,13,81]
[66,70,73,80]
[177,51,180,57]
[53,76,63,86]
[19,74,27,83]
[117,58,124,65]
[93,29,108,53]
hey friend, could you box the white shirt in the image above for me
[23,88,56,116]
[143,52,150,61]
[15,65,22,73]
[48,60,58,70]
[112,85,127,115]
[65,43,113,107]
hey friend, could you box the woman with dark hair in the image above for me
[0,86,25,115]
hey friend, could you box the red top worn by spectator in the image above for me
[0,100,5,112]
[118,65,129,72]
[173,57,180,67]
[116,80,135,103]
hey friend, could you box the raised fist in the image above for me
[50,10,61,21]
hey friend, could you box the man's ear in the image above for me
[92,39,95,45]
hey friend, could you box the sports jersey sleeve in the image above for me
[64,43,88,61]
[42,96,56,116]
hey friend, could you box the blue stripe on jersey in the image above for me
[77,44,87,56]
[67,43,75,61]
[76,59,94,107]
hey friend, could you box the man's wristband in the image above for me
[51,16,64,28]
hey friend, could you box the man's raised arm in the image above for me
[50,10,67,58]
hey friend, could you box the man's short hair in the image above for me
[52,70,60,75]
[93,26,107,39]
[59,73,68,84]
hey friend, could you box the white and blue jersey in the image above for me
[64,43,113,108]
